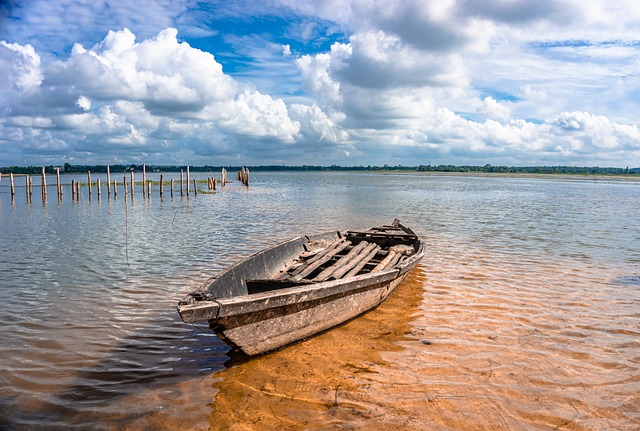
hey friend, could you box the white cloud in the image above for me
[51,28,236,112]
[289,103,348,144]
[297,51,343,111]
[552,111,640,150]
[0,28,314,164]
[478,97,512,123]
[0,41,43,114]
[333,30,468,89]
[223,90,300,142]
[77,96,91,111]
[1,1,640,167]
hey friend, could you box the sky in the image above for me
[1,0,639,168]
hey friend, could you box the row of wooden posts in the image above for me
[2,165,249,203]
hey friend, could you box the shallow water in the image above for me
[0,171,639,430]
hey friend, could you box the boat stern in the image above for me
[177,295,220,323]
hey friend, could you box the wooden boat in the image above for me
[177,220,424,356]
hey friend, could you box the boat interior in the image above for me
[245,223,419,294]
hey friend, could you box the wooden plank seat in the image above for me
[280,238,351,281]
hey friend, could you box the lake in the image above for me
[1,171,639,430]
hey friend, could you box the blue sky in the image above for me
[1,0,639,167]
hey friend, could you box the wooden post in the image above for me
[107,165,111,198]
[180,170,184,196]
[97,178,101,200]
[123,175,127,201]
[25,175,30,202]
[29,176,33,201]
[193,179,197,196]
[56,168,61,200]
[186,166,190,196]
[87,171,92,200]
[41,167,47,202]
[159,174,163,197]
[237,166,249,186]
[147,182,151,198]
[113,179,117,198]
[76,180,80,199]
[170,178,174,198]
[130,171,134,198]
[142,164,146,198]
[10,173,14,201]
[71,180,75,200]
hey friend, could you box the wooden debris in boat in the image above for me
[313,241,370,281]
[326,243,380,281]
[344,244,382,278]
[288,239,351,281]
[371,244,415,272]
[372,251,397,272]
[280,237,346,279]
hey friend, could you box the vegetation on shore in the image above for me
[1,163,639,176]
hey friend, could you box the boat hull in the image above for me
[213,269,410,355]
[178,220,424,356]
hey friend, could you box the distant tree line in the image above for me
[414,164,639,175]
[1,163,638,176]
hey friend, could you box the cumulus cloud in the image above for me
[223,90,299,142]
[0,41,43,108]
[297,51,343,111]
[0,27,333,164]
[1,1,640,167]
[289,104,348,144]
[76,96,91,111]
[331,31,468,89]
[50,28,236,113]
[552,111,640,150]
[478,97,512,123]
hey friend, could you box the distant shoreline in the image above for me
[374,170,640,182]
[1,165,639,182]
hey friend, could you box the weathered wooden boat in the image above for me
[177,220,424,356]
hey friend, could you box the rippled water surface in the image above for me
[0,172,639,430]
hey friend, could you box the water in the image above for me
[0,172,638,430]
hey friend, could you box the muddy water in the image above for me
[1,172,639,430]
